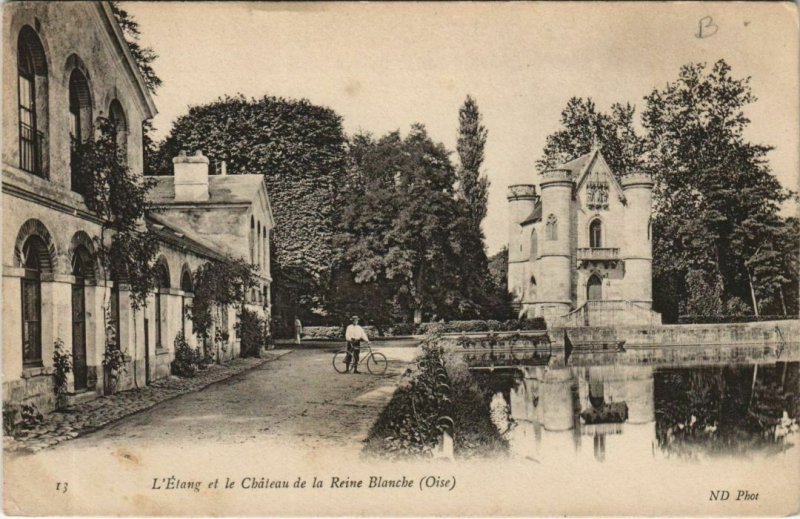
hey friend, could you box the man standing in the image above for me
[344,315,369,374]
[294,317,303,345]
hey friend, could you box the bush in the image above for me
[172,332,202,378]
[415,318,546,335]
[52,338,72,410]
[363,339,508,459]
[238,309,269,357]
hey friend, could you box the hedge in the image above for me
[678,315,797,324]
[301,319,546,340]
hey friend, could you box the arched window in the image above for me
[262,227,267,270]
[21,235,48,366]
[250,216,255,264]
[647,218,652,242]
[587,274,602,301]
[154,259,170,349]
[546,214,558,241]
[18,27,48,177]
[529,229,538,260]
[109,100,128,163]
[256,221,261,268]
[529,275,537,300]
[589,219,602,248]
[69,68,92,194]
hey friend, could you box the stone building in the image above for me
[2,2,273,413]
[507,148,661,326]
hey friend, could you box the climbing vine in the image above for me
[71,116,160,380]
[191,258,258,346]
[72,117,160,310]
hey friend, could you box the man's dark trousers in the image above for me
[345,340,361,372]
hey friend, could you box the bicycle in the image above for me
[332,342,388,375]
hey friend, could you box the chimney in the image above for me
[173,150,210,202]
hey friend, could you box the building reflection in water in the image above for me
[505,365,656,463]
[499,361,799,463]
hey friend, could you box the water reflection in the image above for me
[477,362,799,463]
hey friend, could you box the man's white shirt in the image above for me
[345,324,369,342]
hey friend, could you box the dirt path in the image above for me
[47,346,418,455]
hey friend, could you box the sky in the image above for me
[124,2,799,254]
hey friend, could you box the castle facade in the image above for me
[507,148,661,326]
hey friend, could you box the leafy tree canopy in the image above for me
[152,94,348,321]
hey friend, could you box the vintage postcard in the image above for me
[2,1,799,516]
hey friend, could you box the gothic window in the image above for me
[587,275,602,301]
[529,229,538,260]
[69,67,92,194]
[21,236,46,367]
[546,214,558,241]
[18,27,48,177]
[647,218,652,241]
[529,275,537,300]
[589,219,602,248]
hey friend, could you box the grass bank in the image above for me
[363,337,508,460]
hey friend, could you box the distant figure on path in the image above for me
[294,317,303,345]
[344,315,370,374]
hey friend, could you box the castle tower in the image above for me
[506,185,538,308]
[537,169,574,318]
[621,172,654,307]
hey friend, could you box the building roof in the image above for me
[520,201,542,225]
[146,175,266,206]
[553,148,625,199]
[146,213,227,262]
[558,151,595,176]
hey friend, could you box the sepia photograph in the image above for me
[2,1,799,516]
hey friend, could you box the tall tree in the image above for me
[643,59,792,318]
[152,95,348,327]
[111,3,162,176]
[337,126,468,323]
[111,2,162,94]
[536,97,644,177]
[456,96,490,228]
[453,96,495,318]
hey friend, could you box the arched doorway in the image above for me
[180,267,193,337]
[21,236,48,367]
[587,274,602,301]
[71,247,91,390]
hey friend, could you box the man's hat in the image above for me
[351,315,359,320]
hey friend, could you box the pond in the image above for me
[474,360,799,464]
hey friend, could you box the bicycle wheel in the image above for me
[332,350,350,374]
[366,352,388,375]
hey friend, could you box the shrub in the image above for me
[19,404,43,429]
[172,332,202,378]
[238,309,269,357]
[52,338,72,410]
[3,404,18,436]
[364,339,508,459]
